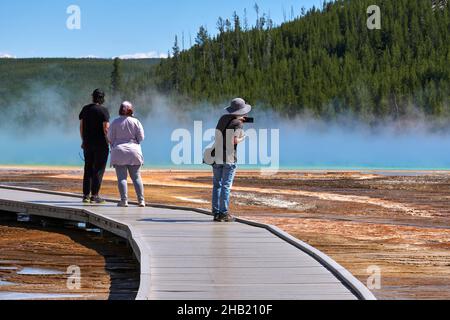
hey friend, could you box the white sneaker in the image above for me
[117,200,128,207]
[138,201,146,208]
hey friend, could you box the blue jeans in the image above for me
[114,165,145,202]
[212,164,237,215]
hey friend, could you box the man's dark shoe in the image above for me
[213,214,222,222]
[218,214,236,223]
[90,196,106,204]
[82,196,90,204]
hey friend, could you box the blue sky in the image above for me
[0,0,323,59]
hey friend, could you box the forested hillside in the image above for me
[1,0,448,124]
[155,0,450,121]
[0,58,159,126]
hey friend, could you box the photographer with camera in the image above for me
[208,98,253,222]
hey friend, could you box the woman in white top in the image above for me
[108,101,146,207]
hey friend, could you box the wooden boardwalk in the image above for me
[0,186,375,300]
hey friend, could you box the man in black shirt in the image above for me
[79,89,110,204]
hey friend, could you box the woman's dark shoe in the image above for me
[212,211,221,222]
[90,196,106,204]
[218,214,236,223]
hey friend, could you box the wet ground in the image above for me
[0,211,139,300]
[0,167,449,300]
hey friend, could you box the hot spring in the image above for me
[1,106,450,171]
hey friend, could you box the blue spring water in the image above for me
[1,113,450,170]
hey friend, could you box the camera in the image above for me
[243,117,254,124]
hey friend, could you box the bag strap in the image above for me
[204,117,237,165]
[219,117,236,137]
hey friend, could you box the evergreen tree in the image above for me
[195,26,209,46]
[111,57,123,97]
[171,36,181,90]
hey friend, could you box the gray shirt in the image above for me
[108,116,145,166]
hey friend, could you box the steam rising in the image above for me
[1,86,450,170]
